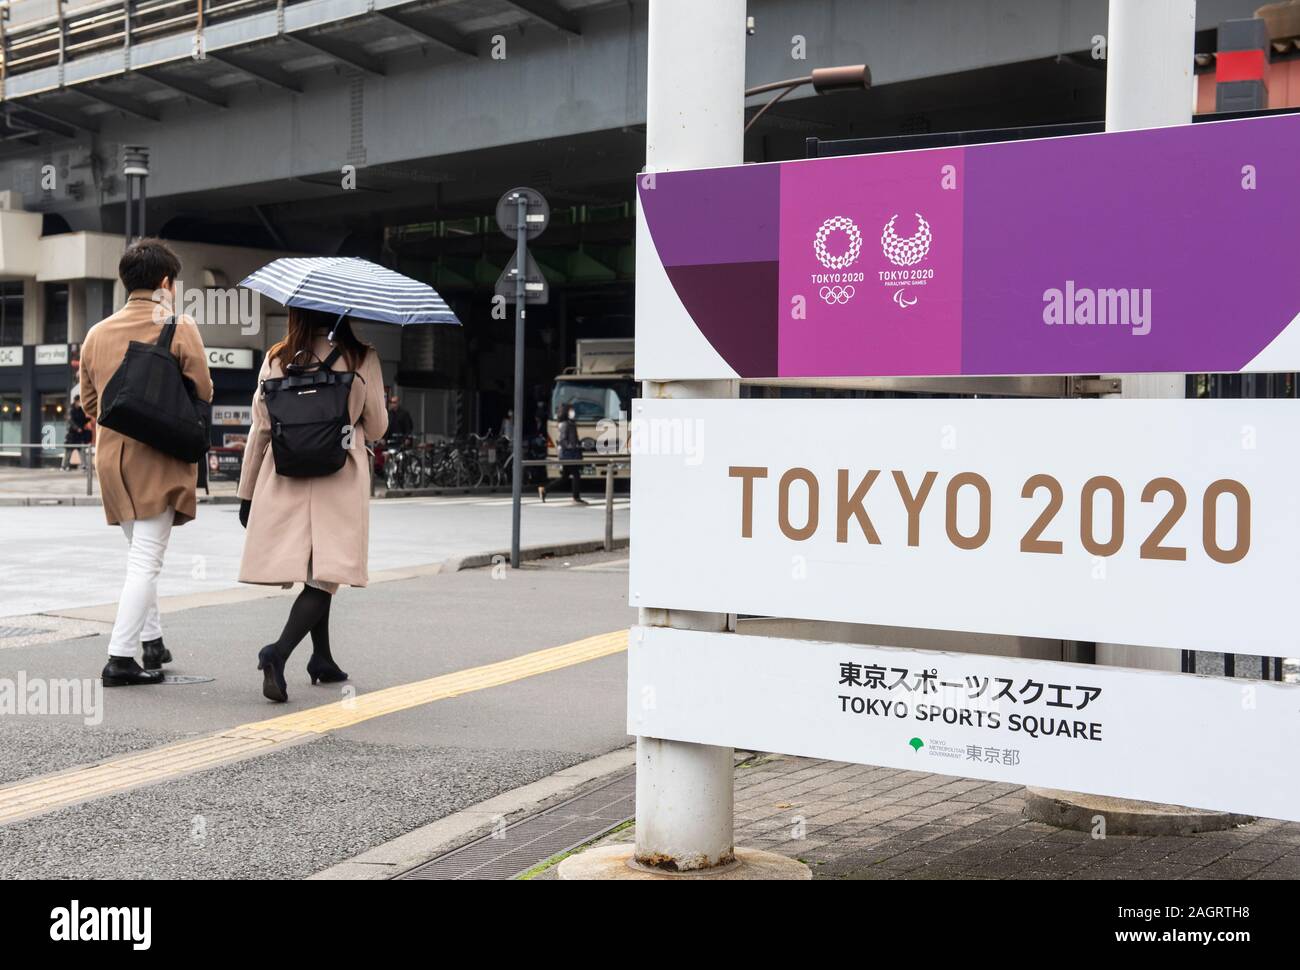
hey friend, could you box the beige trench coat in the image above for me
[237,335,388,588]
[79,292,214,527]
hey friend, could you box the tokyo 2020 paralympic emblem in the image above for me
[812,216,863,305]
[880,213,931,267]
[879,213,934,310]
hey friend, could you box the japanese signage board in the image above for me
[629,397,1300,655]
[212,405,253,426]
[629,626,1300,823]
[635,113,1300,380]
[206,347,255,370]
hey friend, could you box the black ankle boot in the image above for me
[102,657,164,687]
[257,645,288,703]
[306,654,348,685]
[141,638,172,671]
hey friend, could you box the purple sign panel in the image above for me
[638,113,1300,378]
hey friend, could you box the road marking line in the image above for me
[0,630,629,826]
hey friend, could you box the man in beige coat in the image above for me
[80,239,213,687]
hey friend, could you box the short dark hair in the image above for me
[118,238,180,293]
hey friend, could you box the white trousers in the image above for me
[107,507,175,658]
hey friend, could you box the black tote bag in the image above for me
[97,318,210,463]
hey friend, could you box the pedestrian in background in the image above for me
[237,308,388,702]
[385,390,413,446]
[79,239,213,687]
[539,403,586,505]
[62,394,88,470]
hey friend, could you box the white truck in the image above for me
[547,338,635,480]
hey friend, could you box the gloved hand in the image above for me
[239,499,251,529]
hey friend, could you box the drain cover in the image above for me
[0,626,49,639]
[398,770,635,880]
[159,674,216,685]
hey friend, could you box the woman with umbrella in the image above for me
[236,257,458,702]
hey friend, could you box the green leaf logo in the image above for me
[908,737,924,752]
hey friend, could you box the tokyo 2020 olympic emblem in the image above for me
[813,216,862,270]
[812,216,863,304]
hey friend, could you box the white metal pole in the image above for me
[634,0,745,871]
[1099,0,1195,673]
[1105,0,1197,133]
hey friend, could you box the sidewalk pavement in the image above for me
[0,463,525,505]
[518,754,1300,880]
[0,464,239,503]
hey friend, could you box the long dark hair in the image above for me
[269,307,369,371]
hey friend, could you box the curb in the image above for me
[41,538,624,623]
[380,486,512,498]
[308,745,637,880]
[447,536,629,572]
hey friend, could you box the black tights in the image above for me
[272,586,334,662]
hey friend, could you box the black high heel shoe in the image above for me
[306,654,349,685]
[257,645,288,702]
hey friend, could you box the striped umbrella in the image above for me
[239,256,460,326]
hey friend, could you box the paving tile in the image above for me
[689,758,1300,881]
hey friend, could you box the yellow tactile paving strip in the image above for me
[0,630,628,827]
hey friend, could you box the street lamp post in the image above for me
[122,145,150,245]
[744,64,871,133]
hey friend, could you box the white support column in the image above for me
[1099,0,1196,674]
[634,0,745,872]
[1105,0,1198,133]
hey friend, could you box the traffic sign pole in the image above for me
[496,186,549,569]
[511,194,527,569]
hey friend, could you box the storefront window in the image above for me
[0,394,22,456]
[0,283,22,346]
[44,284,69,344]
[41,393,67,459]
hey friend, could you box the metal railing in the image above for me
[0,0,284,80]
[0,442,95,494]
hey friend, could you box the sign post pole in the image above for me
[511,193,526,570]
[495,186,549,569]
[630,0,745,874]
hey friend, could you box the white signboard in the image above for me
[207,347,255,370]
[212,405,253,426]
[0,346,22,367]
[35,344,68,366]
[630,398,1300,655]
[629,626,1300,822]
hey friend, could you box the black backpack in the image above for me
[97,318,210,463]
[261,347,356,478]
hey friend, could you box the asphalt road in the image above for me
[0,550,636,879]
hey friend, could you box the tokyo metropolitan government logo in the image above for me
[879,212,934,309]
[811,216,864,305]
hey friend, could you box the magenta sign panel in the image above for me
[638,113,1300,378]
